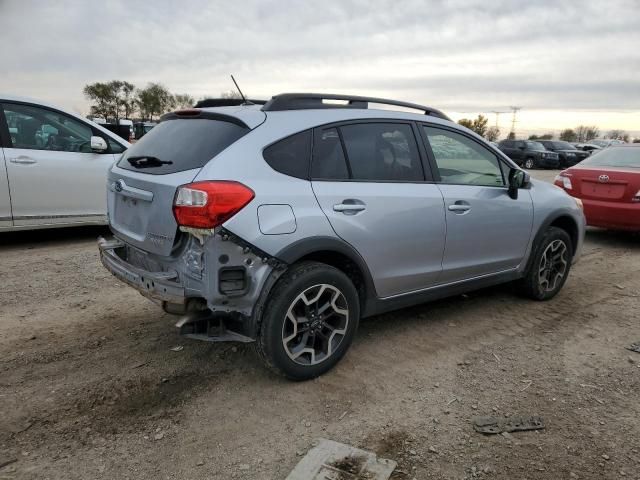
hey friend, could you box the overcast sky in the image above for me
[1,0,639,134]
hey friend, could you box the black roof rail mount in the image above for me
[261,93,451,121]
[194,98,267,108]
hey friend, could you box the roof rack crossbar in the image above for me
[261,93,450,120]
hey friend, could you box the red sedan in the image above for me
[554,144,640,231]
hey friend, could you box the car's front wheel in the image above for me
[255,261,360,380]
[524,157,535,169]
[518,227,573,300]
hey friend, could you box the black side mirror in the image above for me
[508,169,529,199]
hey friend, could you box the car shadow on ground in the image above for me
[0,225,110,249]
[584,227,639,249]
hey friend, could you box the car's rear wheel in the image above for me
[255,261,360,380]
[518,227,573,300]
[524,157,535,169]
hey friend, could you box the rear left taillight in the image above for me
[554,171,573,190]
[173,181,254,229]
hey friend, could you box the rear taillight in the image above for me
[173,181,254,229]
[554,171,573,190]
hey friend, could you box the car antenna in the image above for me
[231,74,252,105]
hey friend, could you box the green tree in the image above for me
[559,129,577,142]
[528,133,553,140]
[83,82,114,121]
[457,115,488,137]
[136,83,176,121]
[485,126,500,142]
[83,80,137,122]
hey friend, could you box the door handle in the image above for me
[448,203,471,213]
[333,201,366,214]
[10,156,37,165]
[333,204,366,212]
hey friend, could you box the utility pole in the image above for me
[491,111,508,128]
[509,106,521,138]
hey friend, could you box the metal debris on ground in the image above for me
[473,415,545,435]
[286,439,397,480]
[625,342,640,354]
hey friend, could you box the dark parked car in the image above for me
[134,122,156,140]
[572,143,602,154]
[498,140,560,169]
[537,140,589,168]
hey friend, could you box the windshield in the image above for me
[553,141,576,150]
[526,141,544,150]
[117,118,248,174]
[580,147,639,168]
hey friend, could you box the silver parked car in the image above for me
[99,93,585,380]
[0,95,130,231]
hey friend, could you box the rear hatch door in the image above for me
[107,112,251,256]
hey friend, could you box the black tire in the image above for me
[524,157,535,169]
[517,227,573,300]
[255,261,360,380]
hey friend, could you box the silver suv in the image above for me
[99,93,585,380]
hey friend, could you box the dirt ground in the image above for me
[1,170,639,480]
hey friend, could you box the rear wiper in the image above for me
[127,156,173,168]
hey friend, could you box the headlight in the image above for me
[574,197,583,210]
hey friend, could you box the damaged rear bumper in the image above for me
[98,236,187,304]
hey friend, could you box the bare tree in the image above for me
[575,125,599,142]
[608,129,628,141]
[173,94,195,109]
[485,126,500,142]
[221,90,243,99]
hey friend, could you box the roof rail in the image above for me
[261,93,451,120]
[194,98,267,108]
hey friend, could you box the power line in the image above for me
[509,106,522,137]
[490,110,509,128]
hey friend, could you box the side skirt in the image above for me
[363,269,522,317]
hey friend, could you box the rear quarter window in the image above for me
[117,118,248,174]
[263,130,311,179]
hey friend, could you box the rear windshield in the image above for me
[117,118,248,174]
[580,147,639,168]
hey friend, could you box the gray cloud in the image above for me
[1,0,639,117]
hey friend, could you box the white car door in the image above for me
[1,102,118,227]
[0,147,12,228]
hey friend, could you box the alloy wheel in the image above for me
[538,239,568,292]
[282,284,349,366]
[525,158,534,169]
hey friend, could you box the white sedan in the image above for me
[0,95,129,231]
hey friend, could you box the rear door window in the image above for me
[263,130,311,179]
[311,127,350,180]
[117,118,248,174]
[340,123,424,182]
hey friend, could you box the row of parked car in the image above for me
[496,139,615,169]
